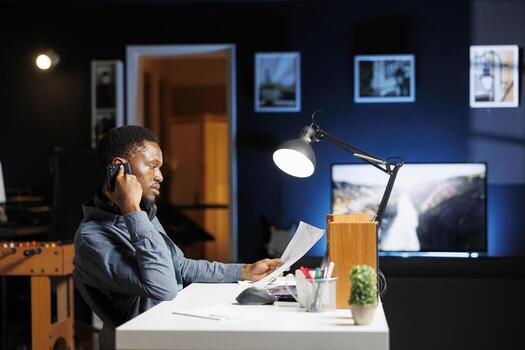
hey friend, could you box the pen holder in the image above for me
[304,278,337,312]
[284,269,317,308]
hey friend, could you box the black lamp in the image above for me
[273,110,403,297]
[273,110,404,230]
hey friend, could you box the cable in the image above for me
[378,268,387,298]
[311,109,322,125]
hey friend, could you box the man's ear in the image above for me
[111,157,127,165]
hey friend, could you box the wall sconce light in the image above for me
[35,50,60,70]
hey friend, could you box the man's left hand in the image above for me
[242,259,284,281]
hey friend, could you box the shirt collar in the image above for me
[84,190,158,223]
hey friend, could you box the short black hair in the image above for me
[96,125,159,173]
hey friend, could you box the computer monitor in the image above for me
[331,163,487,257]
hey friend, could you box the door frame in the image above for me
[126,44,238,261]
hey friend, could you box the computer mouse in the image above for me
[235,286,276,305]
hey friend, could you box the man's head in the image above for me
[97,126,163,202]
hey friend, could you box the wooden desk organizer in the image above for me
[327,214,377,309]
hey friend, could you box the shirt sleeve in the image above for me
[173,244,243,283]
[75,211,178,301]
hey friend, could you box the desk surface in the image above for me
[116,283,389,350]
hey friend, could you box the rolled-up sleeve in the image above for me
[76,211,178,301]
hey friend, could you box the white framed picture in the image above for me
[354,54,415,103]
[470,45,519,108]
[91,60,124,147]
[255,52,301,112]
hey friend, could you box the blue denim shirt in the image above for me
[73,202,242,326]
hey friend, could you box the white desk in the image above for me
[116,283,389,350]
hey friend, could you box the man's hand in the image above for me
[107,164,143,214]
[242,258,284,281]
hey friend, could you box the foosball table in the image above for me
[0,241,75,350]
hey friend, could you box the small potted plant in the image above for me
[349,264,377,325]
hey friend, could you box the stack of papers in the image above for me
[253,221,325,289]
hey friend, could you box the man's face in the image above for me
[127,141,164,202]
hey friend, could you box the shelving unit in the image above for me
[91,60,124,147]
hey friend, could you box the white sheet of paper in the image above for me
[253,221,324,288]
[173,304,262,321]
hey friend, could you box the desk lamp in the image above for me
[272,110,403,296]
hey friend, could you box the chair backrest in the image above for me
[49,148,101,242]
[75,280,124,329]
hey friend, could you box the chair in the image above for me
[75,280,125,350]
[75,281,123,328]
[49,148,105,347]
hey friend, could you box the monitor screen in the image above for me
[331,163,487,257]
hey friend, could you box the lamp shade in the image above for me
[273,138,316,177]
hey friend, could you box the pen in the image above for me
[172,311,227,321]
[312,282,322,311]
[300,266,315,284]
[312,267,324,310]
[325,261,335,278]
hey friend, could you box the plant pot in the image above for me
[350,304,377,325]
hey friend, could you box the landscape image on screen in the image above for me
[331,163,487,253]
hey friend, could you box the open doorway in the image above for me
[126,45,237,262]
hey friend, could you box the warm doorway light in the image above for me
[35,50,59,70]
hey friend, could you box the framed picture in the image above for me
[470,45,519,108]
[255,52,301,112]
[91,60,124,147]
[354,54,415,103]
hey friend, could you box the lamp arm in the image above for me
[373,162,402,227]
[313,125,404,227]
[315,128,391,175]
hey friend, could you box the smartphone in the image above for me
[106,163,132,191]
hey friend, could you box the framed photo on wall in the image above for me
[470,45,519,108]
[354,54,415,103]
[91,60,124,147]
[255,52,301,112]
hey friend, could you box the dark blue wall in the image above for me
[273,1,473,256]
[241,0,525,258]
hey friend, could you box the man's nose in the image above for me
[155,169,163,183]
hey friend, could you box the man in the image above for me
[73,125,283,350]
